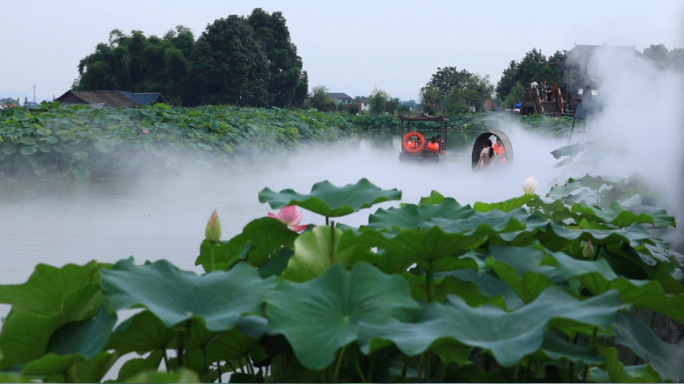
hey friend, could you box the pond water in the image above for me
[0,127,583,315]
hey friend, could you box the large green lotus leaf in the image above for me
[64,350,119,383]
[535,330,604,364]
[359,287,626,367]
[258,178,401,218]
[579,272,684,322]
[367,201,546,247]
[418,190,446,205]
[0,284,102,369]
[547,175,610,201]
[403,273,507,309]
[197,217,298,271]
[589,346,664,383]
[122,367,199,383]
[107,310,174,354]
[444,268,524,310]
[0,372,36,383]
[21,350,117,383]
[281,225,356,282]
[0,261,100,314]
[195,239,242,273]
[541,249,619,281]
[485,245,567,303]
[367,199,474,231]
[204,326,259,363]
[21,353,84,377]
[613,312,684,381]
[265,262,420,370]
[540,222,659,251]
[116,350,164,383]
[349,226,488,272]
[100,258,277,331]
[572,202,675,228]
[472,194,536,213]
[46,304,117,359]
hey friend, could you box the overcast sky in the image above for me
[1,0,682,102]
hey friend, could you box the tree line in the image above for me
[74,8,307,108]
[73,9,683,115]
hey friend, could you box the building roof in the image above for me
[327,92,352,101]
[56,90,167,108]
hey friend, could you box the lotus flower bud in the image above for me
[582,239,594,259]
[523,176,538,194]
[205,209,221,242]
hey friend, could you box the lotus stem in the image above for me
[426,260,435,303]
[334,345,346,382]
[330,221,336,264]
[210,242,216,272]
[354,354,367,382]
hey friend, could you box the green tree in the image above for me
[643,44,670,69]
[190,15,272,107]
[75,28,194,103]
[307,85,337,112]
[419,85,441,115]
[421,67,494,115]
[502,82,524,108]
[368,88,389,115]
[495,48,565,102]
[248,9,308,108]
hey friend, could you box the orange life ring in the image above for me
[402,132,425,153]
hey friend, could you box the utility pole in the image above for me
[32,84,37,103]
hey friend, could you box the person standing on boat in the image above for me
[426,136,439,152]
[493,138,506,163]
[477,139,495,169]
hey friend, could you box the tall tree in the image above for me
[75,28,194,102]
[368,88,390,115]
[421,67,494,115]
[190,15,272,107]
[495,48,565,102]
[248,9,308,108]
[306,85,336,112]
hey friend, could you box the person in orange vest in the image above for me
[426,136,439,152]
[492,138,506,163]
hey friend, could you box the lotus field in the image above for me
[0,174,682,383]
[0,104,354,181]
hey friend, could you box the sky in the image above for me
[1,0,683,102]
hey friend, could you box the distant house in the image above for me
[56,90,166,108]
[327,93,352,104]
[355,98,370,112]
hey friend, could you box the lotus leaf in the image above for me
[258,178,401,218]
[266,262,420,370]
[100,258,277,331]
[359,286,627,367]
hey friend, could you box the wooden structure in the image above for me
[521,88,544,115]
[471,130,514,170]
[398,112,448,162]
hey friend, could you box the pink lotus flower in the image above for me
[268,205,308,232]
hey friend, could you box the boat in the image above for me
[398,113,449,162]
[471,130,514,170]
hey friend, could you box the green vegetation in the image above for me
[0,104,353,181]
[419,66,495,115]
[75,9,307,108]
[0,176,681,382]
[496,49,566,108]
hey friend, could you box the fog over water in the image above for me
[0,48,682,321]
